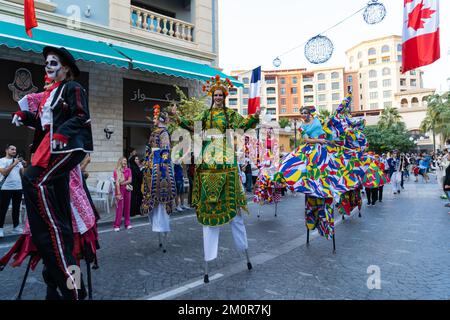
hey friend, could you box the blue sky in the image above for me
[218,0,450,91]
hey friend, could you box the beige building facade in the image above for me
[346,35,439,151]
[0,0,229,182]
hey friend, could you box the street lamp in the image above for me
[292,119,298,149]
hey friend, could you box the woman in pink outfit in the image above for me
[113,157,132,231]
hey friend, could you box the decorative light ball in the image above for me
[304,35,334,64]
[363,0,386,25]
[273,57,281,68]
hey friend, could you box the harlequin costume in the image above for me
[175,75,259,282]
[361,153,389,206]
[278,93,366,242]
[322,94,367,218]
[6,47,93,300]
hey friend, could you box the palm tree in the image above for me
[278,118,290,128]
[420,92,450,151]
[378,106,402,130]
[318,108,331,122]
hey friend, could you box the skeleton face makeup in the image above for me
[45,54,66,80]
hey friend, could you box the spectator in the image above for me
[127,147,137,166]
[418,156,430,183]
[390,150,402,194]
[0,145,24,238]
[380,153,389,177]
[174,162,188,211]
[80,153,91,180]
[251,160,259,187]
[113,157,132,231]
[444,151,450,212]
[129,155,143,217]
[187,152,195,208]
[243,157,253,193]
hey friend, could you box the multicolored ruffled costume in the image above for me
[361,154,389,189]
[253,162,290,205]
[278,94,368,239]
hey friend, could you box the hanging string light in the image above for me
[304,35,334,64]
[363,0,387,25]
[272,57,282,68]
[272,1,386,67]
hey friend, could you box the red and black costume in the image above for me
[10,47,93,300]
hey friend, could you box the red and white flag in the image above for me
[248,66,261,115]
[402,0,440,73]
[24,0,38,37]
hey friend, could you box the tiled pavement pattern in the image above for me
[0,176,449,300]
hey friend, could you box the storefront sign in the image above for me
[123,78,188,122]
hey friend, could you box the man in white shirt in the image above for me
[0,144,24,237]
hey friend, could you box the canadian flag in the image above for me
[402,0,440,73]
[24,0,38,37]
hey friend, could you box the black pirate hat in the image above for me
[43,46,80,77]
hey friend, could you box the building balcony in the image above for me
[131,5,194,43]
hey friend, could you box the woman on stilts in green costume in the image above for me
[172,75,260,283]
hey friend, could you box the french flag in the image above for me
[248,66,261,115]
[402,0,440,73]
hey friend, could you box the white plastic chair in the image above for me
[90,180,111,215]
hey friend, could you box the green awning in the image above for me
[111,44,243,87]
[0,20,129,69]
[0,21,242,87]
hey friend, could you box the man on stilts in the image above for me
[11,46,93,300]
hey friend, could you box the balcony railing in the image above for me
[130,5,194,42]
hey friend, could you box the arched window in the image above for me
[401,98,408,108]
[368,47,376,55]
[381,45,390,53]
[382,67,391,76]
[317,73,325,80]
[331,72,339,79]
[422,96,429,107]
[357,51,363,59]
[411,97,419,108]
[369,69,377,78]
[397,44,402,51]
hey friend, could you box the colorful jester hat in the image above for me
[202,75,234,97]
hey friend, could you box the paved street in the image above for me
[1,174,449,300]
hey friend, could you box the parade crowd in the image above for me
[0,46,449,300]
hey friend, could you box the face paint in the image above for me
[45,54,65,80]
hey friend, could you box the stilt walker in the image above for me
[253,129,290,218]
[7,46,94,300]
[173,75,260,283]
[141,105,176,253]
[278,94,364,252]
[0,165,100,300]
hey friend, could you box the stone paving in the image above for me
[0,175,449,300]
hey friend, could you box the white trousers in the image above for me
[149,203,171,232]
[203,214,248,262]
[391,172,401,193]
